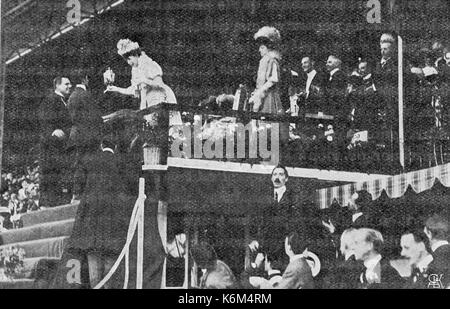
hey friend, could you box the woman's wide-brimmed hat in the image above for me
[117,39,140,57]
[254,26,281,46]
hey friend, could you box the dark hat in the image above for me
[190,242,217,269]
[355,190,373,208]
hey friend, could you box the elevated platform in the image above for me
[144,157,390,182]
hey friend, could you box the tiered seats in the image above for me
[0,203,78,289]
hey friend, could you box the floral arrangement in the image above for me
[0,246,25,280]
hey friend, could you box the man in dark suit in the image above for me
[249,165,318,271]
[372,36,399,151]
[291,57,327,115]
[424,213,450,289]
[353,228,404,289]
[324,55,349,150]
[254,232,314,289]
[400,228,433,289]
[325,55,348,117]
[324,190,380,238]
[39,76,72,207]
[67,72,104,202]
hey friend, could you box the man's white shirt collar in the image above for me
[290,254,306,263]
[274,186,286,202]
[103,148,114,154]
[431,240,449,252]
[381,57,391,65]
[54,90,65,98]
[329,68,339,80]
[306,69,317,94]
[54,90,67,105]
[352,212,363,223]
[76,84,87,91]
[416,254,433,272]
[364,254,382,270]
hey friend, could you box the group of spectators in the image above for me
[191,32,450,171]
[0,163,41,231]
[183,166,450,289]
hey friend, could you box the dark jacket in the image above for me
[358,257,405,289]
[325,69,348,117]
[67,86,103,151]
[274,256,314,289]
[39,91,72,150]
[293,70,327,114]
[254,187,319,270]
[428,243,450,289]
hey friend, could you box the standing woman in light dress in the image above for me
[249,27,289,157]
[249,26,284,114]
[106,39,182,126]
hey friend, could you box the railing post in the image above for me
[141,103,171,289]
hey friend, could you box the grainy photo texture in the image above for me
[0,0,449,292]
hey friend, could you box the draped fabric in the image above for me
[316,163,450,209]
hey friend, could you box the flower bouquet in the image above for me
[0,246,25,280]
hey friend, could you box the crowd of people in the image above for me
[185,165,450,289]
[0,163,41,231]
[191,29,450,171]
[2,26,450,289]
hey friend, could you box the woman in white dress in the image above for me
[106,39,182,126]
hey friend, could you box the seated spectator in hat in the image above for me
[8,193,19,214]
[352,228,404,289]
[424,213,450,289]
[400,228,433,289]
[190,241,240,289]
[25,184,40,212]
[18,179,31,201]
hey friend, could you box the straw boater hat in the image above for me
[254,26,281,47]
[117,39,140,57]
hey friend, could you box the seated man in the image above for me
[352,228,404,289]
[253,232,314,289]
[244,251,283,288]
[190,241,239,289]
[400,228,433,289]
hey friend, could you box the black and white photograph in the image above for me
[0,0,449,293]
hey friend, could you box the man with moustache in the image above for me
[39,76,73,207]
[400,229,433,289]
[248,165,317,271]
